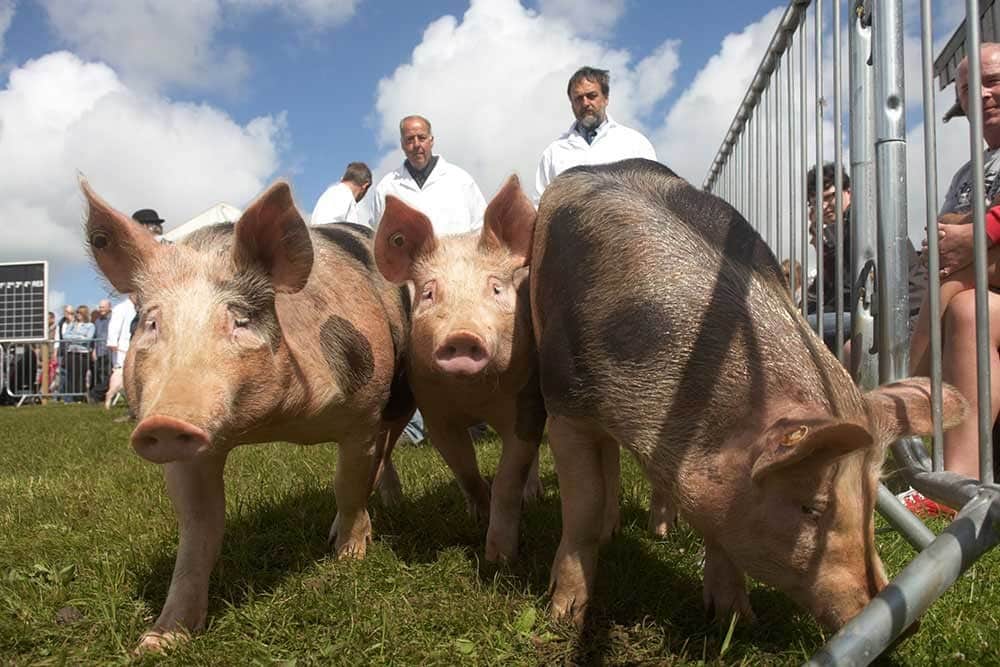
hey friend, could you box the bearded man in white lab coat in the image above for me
[369,115,486,234]
[535,66,657,201]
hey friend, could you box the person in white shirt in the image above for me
[369,115,486,235]
[310,162,372,225]
[535,66,657,201]
[104,294,136,410]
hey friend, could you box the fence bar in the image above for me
[964,0,996,485]
[799,9,809,320]
[848,0,878,388]
[833,0,845,359]
[872,0,909,382]
[808,486,1000,667]
[788,40,799,305]
[919,0,945,471]
[815,0,825,338]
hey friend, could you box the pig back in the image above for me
[531,158,857,457]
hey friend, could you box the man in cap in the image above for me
[131,208,164,239]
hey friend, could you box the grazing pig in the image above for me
[373,175,545,562]
[82,180,413,652]
[530,159,966,630]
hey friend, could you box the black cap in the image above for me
[131,208,165,226]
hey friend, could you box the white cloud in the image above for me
[226,0,360,28]
[537,0,626,36]
[652,6,785,185]
[0,51,285,267]
[39,1,249,94]
[370,0,680,205]
[0,0,13,57]
[38,0,360,93]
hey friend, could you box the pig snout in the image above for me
[812,566,889,631]
[434,330,491,375]
[131,415,212,463]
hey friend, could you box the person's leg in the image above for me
[941,290,1000,479]
[910,276,971,376]
[105,366,124,409]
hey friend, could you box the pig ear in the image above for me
[865,378,968,441]
[233,181,314,294]
[374,195,437,283]
[480,174,536,265]
[82,178,163,294]
[751,419,874,484]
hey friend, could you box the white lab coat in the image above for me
[535,115,657,201]
[107,297,136,366]
[369,156,486,236]
[311,182,360,225]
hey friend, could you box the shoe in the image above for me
[897,488,955,518]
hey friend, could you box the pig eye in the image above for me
[234,316,250,328]
[488,277,504,296]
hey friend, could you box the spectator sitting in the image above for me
[908,43,1000,484]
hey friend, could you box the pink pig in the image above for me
[83,180,413,652]
[373,176,544,561]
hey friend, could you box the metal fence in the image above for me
[702,0,1000,663]
[0,338,113,406]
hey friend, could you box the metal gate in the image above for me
[702,0,1000,663]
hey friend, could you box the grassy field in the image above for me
[1,405,998,665]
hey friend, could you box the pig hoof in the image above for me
[134,630,187,655]
[549,589,586,627]
[328,513,372,560]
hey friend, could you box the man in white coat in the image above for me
[535,66,657,201]
[310,162,372,225]
[369,115,486,234]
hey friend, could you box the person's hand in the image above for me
[922,221,975,277]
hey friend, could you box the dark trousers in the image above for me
[90,353,111,402]
[64,351,89,398]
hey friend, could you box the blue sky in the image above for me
[0,0,970,312]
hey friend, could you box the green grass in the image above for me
[1,405,998,665]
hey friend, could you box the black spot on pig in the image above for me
[599,300,673,364]
[514,369,547,442]
[314,225,373,271]
[340,222,374,239]
[319,316,374,395]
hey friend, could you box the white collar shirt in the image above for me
[369,155,487,236]
[310,181,360,225]
[534,115,657,201]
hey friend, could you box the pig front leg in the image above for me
[425,416,491,522]
[547,415,610,626]
[647,484,677,538]
[328,440,377,559]
[137,453,228,654]
[702,540,755,624]
[485,432,539,562]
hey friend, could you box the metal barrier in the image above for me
[0,338,111,406]
[703,0,1000,664]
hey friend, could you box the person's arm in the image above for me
[535,151,552,203]
[638,134,657,162]
[468,180,487,231]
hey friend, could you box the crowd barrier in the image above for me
[0,338,112,406]
[703,0,1000,664]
